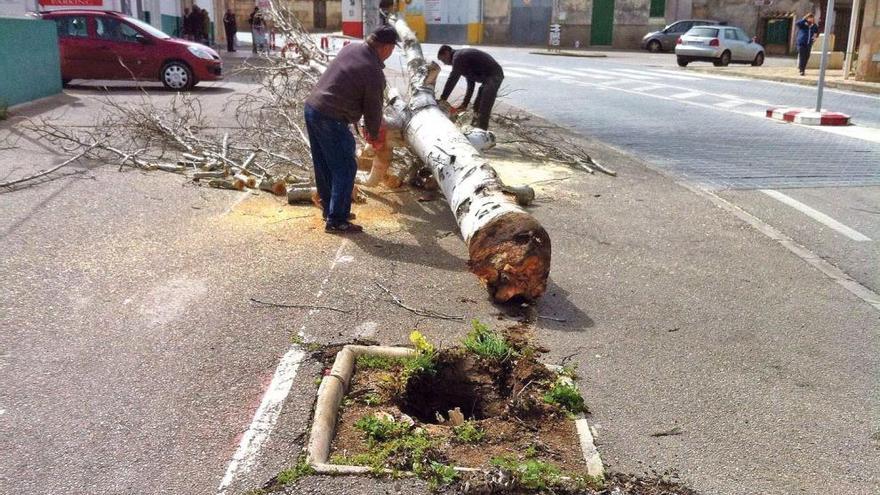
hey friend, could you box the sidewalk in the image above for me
[689,64,880,94]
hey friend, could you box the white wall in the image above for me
[0,0,39,17]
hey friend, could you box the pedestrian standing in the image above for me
[181,7,192,40]
[303,25,398,233]
[379,0,393,25]
[201,7,212,45]
[223,8,237,52]
[190,6,204,43]
[437,45,504,130]
[249,7,264,54]
[795,13,819,76]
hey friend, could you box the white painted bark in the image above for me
[389,16,551,302]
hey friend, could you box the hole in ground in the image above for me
[397,354,509,424]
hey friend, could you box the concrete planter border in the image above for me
[306,344,604,478]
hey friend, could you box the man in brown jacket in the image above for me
[303,26,398,233]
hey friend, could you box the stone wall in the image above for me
[855,0,879,81]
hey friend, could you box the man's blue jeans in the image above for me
[304,104,357,225]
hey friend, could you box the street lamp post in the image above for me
[815,0,836,112]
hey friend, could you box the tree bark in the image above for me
[389,16,551,302]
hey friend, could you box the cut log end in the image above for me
[467,212,551,303]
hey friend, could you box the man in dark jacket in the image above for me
[795,13,819,76]
[223,8,237,52]
[437,45,504,130]
[304,26,398,233]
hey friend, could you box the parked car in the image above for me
[675,25,765,67]
[39,10,222,90]
[641,20,719,53]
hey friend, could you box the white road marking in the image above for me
[216,240,350,494]
[631,84,667,92]
[537,66,594,77]
[216,347,306,495]
[501,66,548,76]
[597,70,659,81]
[714,99,748,108]
[499,70,527,78]
[620,68,701,81]
[678,182,880,312]
[760,190,872,242]
[669,91,703,99]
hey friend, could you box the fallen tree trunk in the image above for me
[389,16,551,302]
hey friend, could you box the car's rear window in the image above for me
[688,27,719,37]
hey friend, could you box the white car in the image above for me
[675,25,765,67]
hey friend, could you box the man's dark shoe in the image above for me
[325,222,364,234]
[323,212,356,221]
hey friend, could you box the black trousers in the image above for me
[472,75,503,130]
[797,45,811,73]
[225,29,236,51]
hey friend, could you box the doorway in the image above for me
[510,0,552,45]
[591,0,614,46]
[314,0,327,30]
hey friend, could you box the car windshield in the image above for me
[121,15,171,39]
[688,27,719,37]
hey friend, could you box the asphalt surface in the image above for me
[412,45,880,295]
[1,48,878,495]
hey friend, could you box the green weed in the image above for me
[452,421,485,444]
[463,320,512,361]
[356,354,404,370]
[543,380,587,415]
[401,352,437,380]
[354,414,410,443]
[0,99,7,121]
[490,456,564,491]
[424,461,459,489]
[361,392,383,406]
[274,459,315,486]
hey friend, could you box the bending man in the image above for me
[303,26,397,233]
[437,45,504,130]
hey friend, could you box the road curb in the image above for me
[766,107,851,126]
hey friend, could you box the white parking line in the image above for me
[669,91,703,99]
[216,240,350,494]
[760,190,872,242]
[216,348,306,495]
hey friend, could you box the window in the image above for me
[724,29,737,40]
[735,29,751,41]
[54,16,88,38]
[689,27,719,38]
[96,17,141,42]
[649,0,666,18]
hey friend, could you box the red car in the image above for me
[40,10,222,90]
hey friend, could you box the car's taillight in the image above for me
[709,38,720,46]
[676,37,682,45]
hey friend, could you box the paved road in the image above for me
[409,45,880,296]
[1,48,878,495]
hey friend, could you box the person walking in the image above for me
[795,13,819,76]
[249,7,265,54]
[223,8,237,52]
[303,26,398,233]
[437,45,504,130]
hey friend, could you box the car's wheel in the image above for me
[752,52,765,67]
[676,56,689,67]
[647,40,661,53]
[161,61,194,90]
[714,51,731,67]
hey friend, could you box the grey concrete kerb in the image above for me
[306,344,604,478]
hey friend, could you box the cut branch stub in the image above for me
[390,15,551,302]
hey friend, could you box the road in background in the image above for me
[404,45,880,294]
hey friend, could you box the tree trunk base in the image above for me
[468,212,551,302]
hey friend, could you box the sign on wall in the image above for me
[425,0,441,23]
